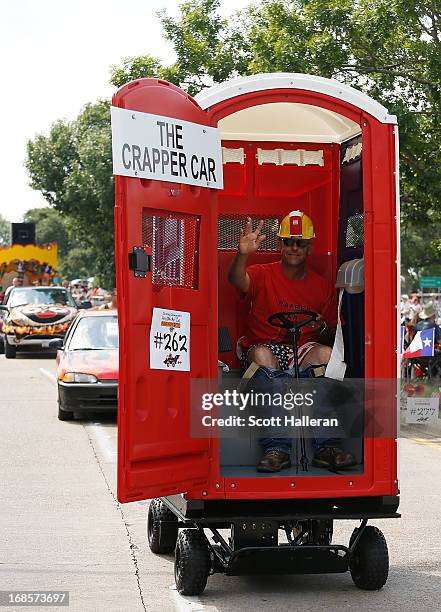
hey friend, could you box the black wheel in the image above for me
[58,401,74,421]
[4,340,16,359]
[174,529,211,596]
[0,336,4,354]
[349,526,389,590]
[147,499,178,554]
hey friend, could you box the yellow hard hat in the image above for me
[277,210,315,239]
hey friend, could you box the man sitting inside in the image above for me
[228,210,356,472]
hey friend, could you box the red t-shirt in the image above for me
[241,261,337,348]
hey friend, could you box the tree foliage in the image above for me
[110,55,180,89]
[26,101,115,288]
[59,245,96,281]
[110,0,441,281]
[28,0,440,288]
[23,208,69,255]
[109,1,250,96]
[22,207,95,281]
[0,213,10,247]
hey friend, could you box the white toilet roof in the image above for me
[195,73,396,144]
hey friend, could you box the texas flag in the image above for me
[402,328,435,359]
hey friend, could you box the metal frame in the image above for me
[163,495,398,577]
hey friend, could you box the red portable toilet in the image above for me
[112,73,400,593]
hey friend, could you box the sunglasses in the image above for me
[282,238,310,248]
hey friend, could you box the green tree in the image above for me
[110,0,441,279]
[59,246,96,281]
[28,0,441,286]
[0,213,10,246]
[23,208,69,255]
[110,55,180,89]
[401,224,441,291]
[26,101,115,288]
[22,207,96,281]
[109,0,250,96]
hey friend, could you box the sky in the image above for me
[0,0,252,223]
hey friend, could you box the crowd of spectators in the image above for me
[401,293,441,346]
[400,293,441,324]
[66,279,117,310]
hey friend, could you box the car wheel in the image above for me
[349,526,389,590]
[174,529,211,596]
[5,340,16,359]
[147,498,179,554]
[0,336,4,355]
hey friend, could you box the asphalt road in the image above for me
[1,352,441,612]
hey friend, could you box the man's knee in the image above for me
[303,344,332,366]
[248,345,279,368]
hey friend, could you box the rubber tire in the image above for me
[174,529,211,596]
[0,336,4,354]
[4,340,16,359]
[147,499,178,554]
[349,526,389,590]
[58,401,74,421]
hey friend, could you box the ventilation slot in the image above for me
[345,213,364,248]
[222,147,245,164]
[142,212,200,289]
[257,148,324,166]
[218,215,280,251]
[342,142,362,164]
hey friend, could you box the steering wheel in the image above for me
[267,309,318,332]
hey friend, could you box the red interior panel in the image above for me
[217,141,340,368]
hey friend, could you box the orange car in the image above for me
[53,310,118,421]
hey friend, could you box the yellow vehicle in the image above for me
[0,243,70,358]
[0,243,58,296]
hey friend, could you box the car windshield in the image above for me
[68,316,119,350]
[8,288,77,308]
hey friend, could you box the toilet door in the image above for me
[112,79,222,502]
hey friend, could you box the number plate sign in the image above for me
[406,396,439,424]
[149,308,190,371]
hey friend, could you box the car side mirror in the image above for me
[77,301,92,309]
[0,305,8,311]
[49,339,64,349]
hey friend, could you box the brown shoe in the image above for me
[257,450,291,473]
[312,447,357,470]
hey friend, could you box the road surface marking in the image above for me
[39,367,57,383]
[84,424,117,463]
[410,437,441,451]
[39,363,213,611]
[39,367,117,462]
[169,584,211,612]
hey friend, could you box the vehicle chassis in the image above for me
[148,494,400,595]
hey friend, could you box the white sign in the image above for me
[149,308,190,371]
[111,106,223,189]
[406,396,439,424]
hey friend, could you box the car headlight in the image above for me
[61,372,98,383]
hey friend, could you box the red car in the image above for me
[54,310,118,420]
